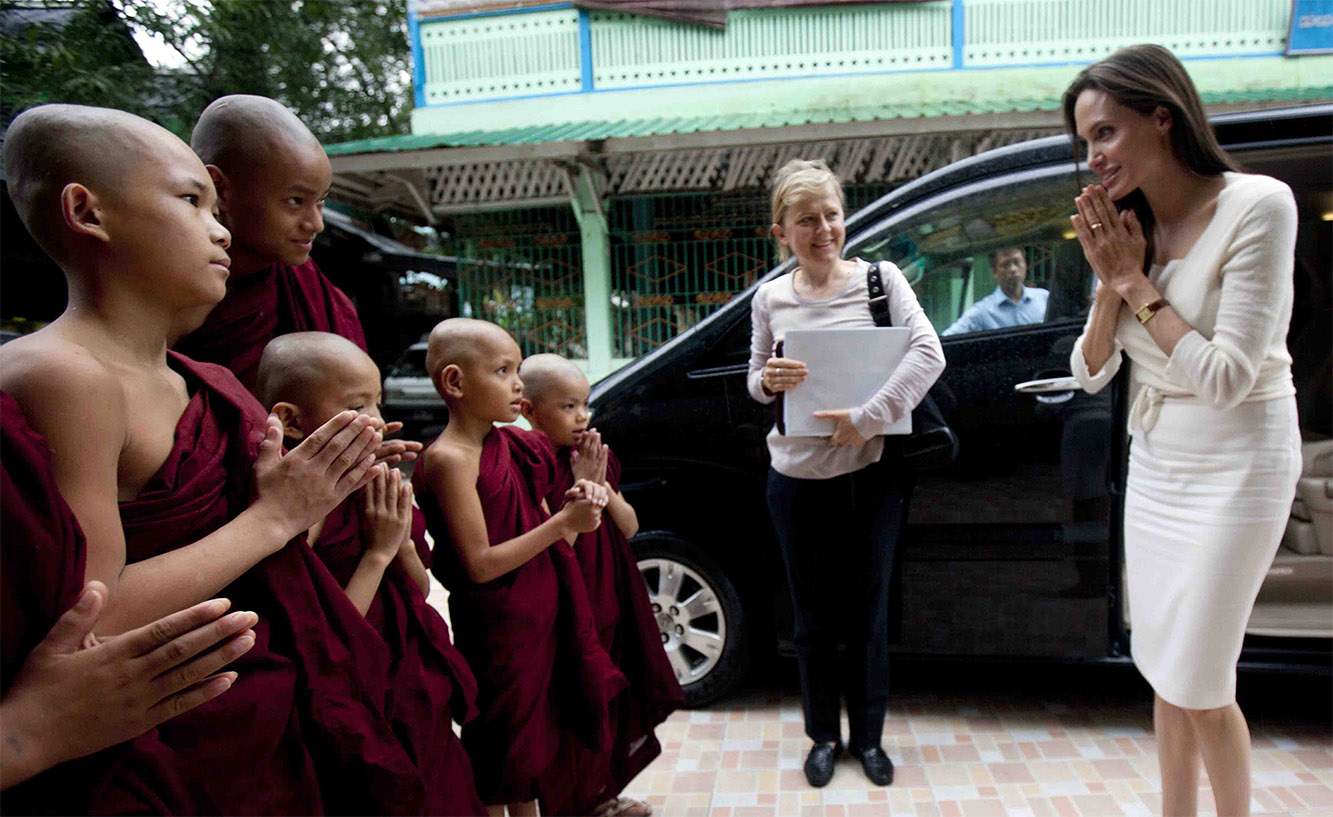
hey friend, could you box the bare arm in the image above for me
[604,490,639,540]
[542,498,577,546]
[1076,284,1127,381]
[394,534,432,597]
[341,469,413,616]
[578,432,637,539]
[423,444,605,584]
[340,553,394,616]
[6,359,382,635]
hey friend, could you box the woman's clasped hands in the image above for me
[1071,184,1148,298]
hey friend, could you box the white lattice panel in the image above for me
[964,0,1288,65]
[424,160,573,206]
[589,4,953,89]
[331,128,1061,214]
[606,129,1060,194]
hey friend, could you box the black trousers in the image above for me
[767,457,906,751]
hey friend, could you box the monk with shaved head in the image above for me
[257,331,487,815]
[518,354,682,817]
[175,97,420,461]
[0,104,429,813]
[413,318,626,816]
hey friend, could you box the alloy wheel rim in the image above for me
[638,557,727,685]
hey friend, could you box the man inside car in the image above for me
[943,247,1049,335]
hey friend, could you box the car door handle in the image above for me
[1014,376,1081,404]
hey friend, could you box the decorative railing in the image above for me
[412,0,1293,107]
[963,0,1290,66]
[589,3,952,90]
[416,8,583,104]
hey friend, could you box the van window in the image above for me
[391,348,429,378]
[853,168,1095,335]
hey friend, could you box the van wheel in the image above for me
[634,531,748,707]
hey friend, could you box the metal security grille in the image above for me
[446,206,587,359]
[610,183,895,357]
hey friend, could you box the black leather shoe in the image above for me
[802,741,842,788]
[853,746,894,786]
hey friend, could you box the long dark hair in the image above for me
[1061,44,1236,273]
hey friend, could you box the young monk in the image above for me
[0,103,427,814]
[412,317,627,817]
[176,96,402,420]
[519,354,685,817]
[256,330,486,816]
[1,393,254,812]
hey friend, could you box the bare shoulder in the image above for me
[0,333,127,438]
[421,436,481,484]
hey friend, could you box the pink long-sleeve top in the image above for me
[748,258,946,480]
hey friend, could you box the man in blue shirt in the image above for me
[942,247,1048,336]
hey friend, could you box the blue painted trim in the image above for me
[411,50,1293,109]
[578,10,594,92]
[408,10,426,109]
[951,0,965,69]
[420,2,573,22]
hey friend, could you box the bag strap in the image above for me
[867,261,893,328]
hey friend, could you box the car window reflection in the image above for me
[857,175,1096,335]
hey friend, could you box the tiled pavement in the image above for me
[617,675,1333,817]
[425,576,1332,817]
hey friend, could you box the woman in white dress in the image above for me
[1064,45,1301,817]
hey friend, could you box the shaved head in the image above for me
[191,94,323,172]
[257,331,373,409]
[518,353,586,405]
[2,104,190,262]
[425,318,516,382]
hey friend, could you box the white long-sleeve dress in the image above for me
[1071,172,1302,709]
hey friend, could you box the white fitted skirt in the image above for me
[1123,394,1300,710]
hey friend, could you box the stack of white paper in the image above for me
[781,327,913,437]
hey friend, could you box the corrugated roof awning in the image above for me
[326,84,1332,158]
[325,84,1333,218]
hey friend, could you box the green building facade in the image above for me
[327,0,1333,379]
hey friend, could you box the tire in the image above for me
[633,531,748,707]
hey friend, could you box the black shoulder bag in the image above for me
[867,261,959,471]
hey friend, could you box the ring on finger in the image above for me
[1090,222,1103,230]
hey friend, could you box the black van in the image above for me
[589,104,1333,706]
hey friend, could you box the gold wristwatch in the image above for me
[1135,297,1170,325]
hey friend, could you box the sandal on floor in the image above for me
[593,796,652,816]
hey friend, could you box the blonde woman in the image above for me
[748,159,944,788]
[1066,45,1301,816]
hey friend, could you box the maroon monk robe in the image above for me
[538,445,685,815]
[174,257,366,394]
[1,392,213,816]
[413,425,627,806]
[309,497,486,816]
[116,352,426,816]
